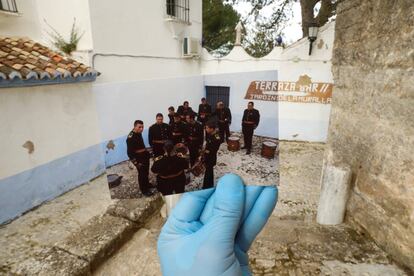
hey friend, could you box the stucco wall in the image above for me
[0,83,104,224]
[88,0,202,82]
[326,0,414,270]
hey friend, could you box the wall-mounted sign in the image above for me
[244,75,333,104]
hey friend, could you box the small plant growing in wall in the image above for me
[45,18,84,56]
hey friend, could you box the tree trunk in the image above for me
[300,0,336,37]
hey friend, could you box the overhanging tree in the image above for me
[202,0,241,55]
[230,0,337,37]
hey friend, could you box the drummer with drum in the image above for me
[151,140,189,195]
[185,113,204,167]
[242,101,260,155]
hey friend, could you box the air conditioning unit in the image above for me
[183,37,200,57]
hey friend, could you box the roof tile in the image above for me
[0,37,99,84]
[38,55,50,61]
[20,50,31,56]
[12,64,23,70]
[25,63,36,70]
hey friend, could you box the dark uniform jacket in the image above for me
[171,121,187,143]
[148,123,170,146]
[186,121,204,147]
[213,107,232,124]
[151,154,189,177]
[177,106,195,119]
[126,131,149,161]
[204,132,221,166]
[242,108,260,128]
[197,103,212,120]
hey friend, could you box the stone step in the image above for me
[7,194,163,275]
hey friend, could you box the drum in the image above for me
[227,136,240,152]
[107,174,123,189]
[173,143,189,159]
[261,141,278,159]
[190,159,205,177]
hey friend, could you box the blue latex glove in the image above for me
[157,174,278,276]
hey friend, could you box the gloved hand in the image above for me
[157,174,278,276]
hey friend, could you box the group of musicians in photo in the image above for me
[126,98,260,197]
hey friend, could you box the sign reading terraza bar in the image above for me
[244,75,333,104]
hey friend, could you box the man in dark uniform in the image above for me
[167,106,175,126]
[151,140,189,196]
[202,121,221,189]
[126,120,154,197]
[177,101,195,120]
[213,101,232,143]
[148,113,171,158]
[242,101,260,155]
[197,97,212,127]
[170,113,187,145]
[185,113,204,167]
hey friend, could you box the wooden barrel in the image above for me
[227,136,240,152]
[261,141,278,159]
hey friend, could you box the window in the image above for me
[0,0,18,13]
[166,0,189,23]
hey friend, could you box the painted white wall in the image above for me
[36,0,94,51]
[0,0,42,40]
[94,75,204,142]
[201,22,335,74]
[88,0,203,82]
[0,83,102,179]
[201,22,335,142]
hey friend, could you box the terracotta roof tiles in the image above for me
[0,36,99,87]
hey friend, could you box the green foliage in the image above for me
[45,18,84,55]
[203,0,241,56]
[244,29,275,58]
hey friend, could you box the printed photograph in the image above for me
[107,95,279,199]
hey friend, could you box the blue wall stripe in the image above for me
[0,144,105,224]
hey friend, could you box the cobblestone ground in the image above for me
[99,140,409,275]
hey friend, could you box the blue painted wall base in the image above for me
[0,144,105,224]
